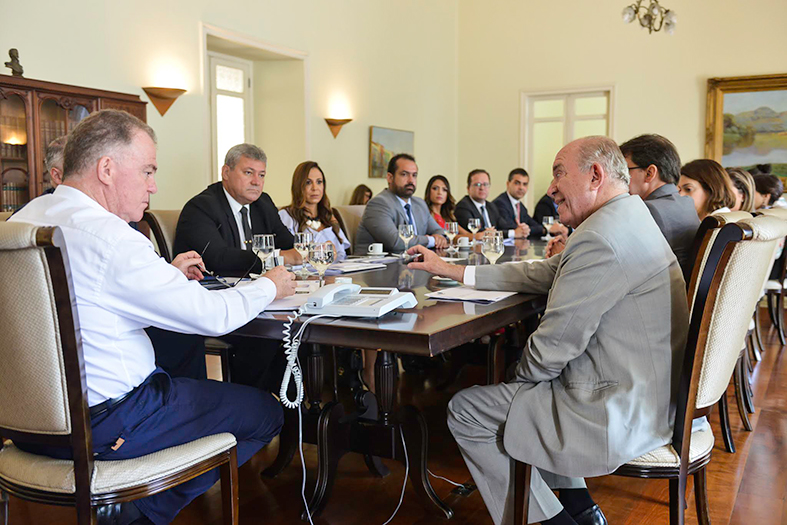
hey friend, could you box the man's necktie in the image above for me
[240,206,252,250]
[480,205,491,229]
[516,202,522,225]
[404,203,414,226]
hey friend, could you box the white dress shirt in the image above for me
[278,209,351,260]
[395,195,435,248]
[10,185,277,406]
[472,198,516,238]
[222,187,252,249]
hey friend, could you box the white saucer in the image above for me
[366,252,388,257]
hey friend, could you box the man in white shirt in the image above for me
[10,109,296,525]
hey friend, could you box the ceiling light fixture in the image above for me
[622,0,677,34]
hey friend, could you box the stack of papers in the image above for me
[440,256,468,262]
[348,255,400,264]
[325,262,388,275]
[425,286,517,304]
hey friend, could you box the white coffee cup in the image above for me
[368,243,384,254]
[457,237,471,247]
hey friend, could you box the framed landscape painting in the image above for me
[369,126,414,178]
[706,74,787,177]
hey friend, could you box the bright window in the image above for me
[209,53,253,179]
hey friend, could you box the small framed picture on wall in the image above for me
[706,73,787,177]
[369,126,414,178]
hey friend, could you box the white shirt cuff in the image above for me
[463,266,476,287]
[426,236,436,249]
[508,229,515,239]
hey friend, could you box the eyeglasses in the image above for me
[471,182,490,188]
[200,240,259,289]
[628,166,646,171]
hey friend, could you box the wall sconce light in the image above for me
[142,87,187,116]
[325,118,352,138]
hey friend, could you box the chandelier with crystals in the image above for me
[622,0,677,34]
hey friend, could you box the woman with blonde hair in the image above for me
[726,167,756,213]
[279,161,351,259]
[678,159,736,219]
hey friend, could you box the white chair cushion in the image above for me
[623,426,714,468]
[0,432,236,495]
[764,279,782,291]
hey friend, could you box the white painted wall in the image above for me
[457,0,787,206]
[1,0,459,209]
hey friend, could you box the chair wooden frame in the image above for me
[514,221,752,525]
[0,227,239,525]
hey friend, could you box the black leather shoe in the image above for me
[96,502,153,525]
[572,504,608,525]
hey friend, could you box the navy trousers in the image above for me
[18,369,283,524]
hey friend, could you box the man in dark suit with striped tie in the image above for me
[493,168,568,239]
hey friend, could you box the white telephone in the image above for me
[302,282,417,317]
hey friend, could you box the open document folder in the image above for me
[425,286,517,304]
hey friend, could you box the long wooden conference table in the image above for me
[230,241,548,520]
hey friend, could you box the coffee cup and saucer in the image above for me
[367,243,388,257]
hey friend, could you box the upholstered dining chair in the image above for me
[759,208,787,347]
[0,222,240,525]
[140,209,232,382]
[513,215,787,525]
[333,205,365,250]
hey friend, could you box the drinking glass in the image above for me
[252,234,275,272]
[294,232,313,278]
[445,222,459,254]
[467,218,481,246]
[542,216,555,240]
[398,224,415,258]
[482,236,504,265]
[309,242,335,287]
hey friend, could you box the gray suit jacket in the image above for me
[354,188,445,253]
[475,193,688,477]
[644,183,700,280]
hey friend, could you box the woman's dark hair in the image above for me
[424,175,456,222]
[680,159,736,216]
[283,161,340,235]
[349,184,372,205]
[753,174,784,206]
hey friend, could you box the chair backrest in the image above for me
[758,207,787,284]
[333,205,365,248]
[673,215,787,466]
[141,210,181,263]
[0,221,92,444]
[0,211,12,222]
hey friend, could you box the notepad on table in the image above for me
[425,286,517,304]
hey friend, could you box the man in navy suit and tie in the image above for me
[492,168,568,238]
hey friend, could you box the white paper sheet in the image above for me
[425,286,517,304]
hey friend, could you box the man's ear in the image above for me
[644,164,659,183]
[386,172,394,186]
[589,163,605,190]
[50,167,63,186]
[95,156,113,186]
[221,165,230,180]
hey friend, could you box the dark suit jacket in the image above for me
[492,192,544,237]
[173,182,294,275]
[455,195,505,233]
[643,184,700,280]
[533,193,559,225]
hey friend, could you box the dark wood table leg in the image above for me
[399,404,455,519]
[304,401,348,520]
[306,343,324,415]
[486,334,506,385]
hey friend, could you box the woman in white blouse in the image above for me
[279,161,351,259]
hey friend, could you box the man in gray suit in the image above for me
[408,136,688,525]
[354,153,447,254]
[621,134,699,280]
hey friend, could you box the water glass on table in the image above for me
[309,242,335,287]
[294,232,313,278]
[542,216,555,240]
[445,222,459,254]
[252,234,275,272]
[482,235,504,265]
[398,224,415,258]
[467,218,481,246]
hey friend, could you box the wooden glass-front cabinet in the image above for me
[0,74,146,212]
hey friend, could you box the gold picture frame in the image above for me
[705,73,787,176]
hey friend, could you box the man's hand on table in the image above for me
[406,245,465,282]
[265,266,297,299]
[546,236,566,258]
[431,234,449,249]
[514,223,531,238]
[172,251,205,280]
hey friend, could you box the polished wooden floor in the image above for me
[8,312,787,524]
